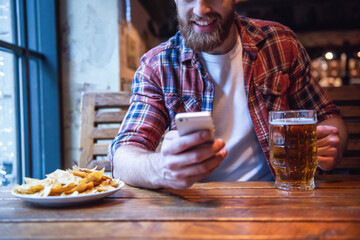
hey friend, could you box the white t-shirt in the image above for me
[198,35,273,181]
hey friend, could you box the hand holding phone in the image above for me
[175,112,214,138]
[157,112,225,189]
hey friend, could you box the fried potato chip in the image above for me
[36,184,52,197]
[24,177,38,184]
[81,188,98,195]
[12,166,121,197]
[96,185,117,192]
[13,180,45,195]
[65,182,94,194]
[49,182,76,196]
[82,168,104,185]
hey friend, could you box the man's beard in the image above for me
[177,8,235,52]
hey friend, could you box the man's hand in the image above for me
[317,125,341,171]
[156,130,227,189]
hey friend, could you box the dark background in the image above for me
[139,0,360,38]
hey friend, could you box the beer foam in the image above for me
[270,118,317,125]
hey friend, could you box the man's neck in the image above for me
[204,23,238,55]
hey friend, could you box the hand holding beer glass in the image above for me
[269,110,318,191]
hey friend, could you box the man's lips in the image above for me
[192,18,217,32]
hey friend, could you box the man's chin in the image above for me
[185,39,220,52]
[179,22,224,52]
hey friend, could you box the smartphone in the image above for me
[175,112,214,137]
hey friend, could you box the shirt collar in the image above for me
[235,14,268,60]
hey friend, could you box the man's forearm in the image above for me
[112,145,162,189]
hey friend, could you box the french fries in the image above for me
[13,166,120,197]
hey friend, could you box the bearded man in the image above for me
[109,0,347,189]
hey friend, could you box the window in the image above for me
[0,0,60,186]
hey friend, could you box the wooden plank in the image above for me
[182,181,360,189]
[336,157,360,169]
[92,128,118,139]
[0,189,13,199]
[2,196,360,211]
[95,110,127,123]
[93,143,108,155]
[190,181,276,189]
[79,93,96,168]
[94,92,131,108]
[346,139,360,151]
[315,174,360,181]
[345,121,360,135]
[340,106,360,118]
[1,198,359,222]
[111,187,360,199]
[158,188,360,198]
[324,86,360,101]
[1,222,360,240]
[314,180,360,188]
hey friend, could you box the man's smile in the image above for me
[192,18,218,32]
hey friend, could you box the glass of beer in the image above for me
[269,110,318,191]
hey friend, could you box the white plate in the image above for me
[11,181,125,207]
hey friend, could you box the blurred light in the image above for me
[0,142,2,147]
[331,70,338,77]
[0,71,5,77]
[325,52,334,60]
[351,69,358,77]
[3,128,12,133]
[321,62,328,70]
[357,51,360,58]
[312,71,319,78]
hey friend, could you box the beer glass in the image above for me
[269,110,317,191]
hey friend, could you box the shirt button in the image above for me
[207,86,213,92]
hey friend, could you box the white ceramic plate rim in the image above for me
[11,181,125,206]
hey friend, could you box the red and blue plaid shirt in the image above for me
[108,14,339,173]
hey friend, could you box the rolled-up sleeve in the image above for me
[107,57,169,167]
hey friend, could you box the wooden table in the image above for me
[1,180,360,239]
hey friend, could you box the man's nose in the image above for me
[193,0,211,17]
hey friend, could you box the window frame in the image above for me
[0,0,61,183]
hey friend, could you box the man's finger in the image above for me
[317,133,340,148]
[317,156,337,171]
[317,125,339,139]
[317,146,338,157]
[168,150,225,180]
[163,130,179,139]
[165,139,226,170]
[165,130,214,155]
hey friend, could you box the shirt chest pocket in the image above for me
[165,94,202,129]
[256,73,290,111]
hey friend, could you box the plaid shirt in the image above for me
[108,14,339,173]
